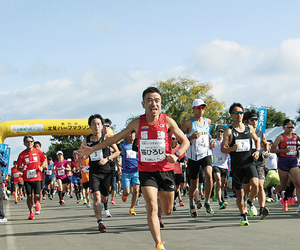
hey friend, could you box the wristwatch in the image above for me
[175,151,181,157]
[107,156,111,161]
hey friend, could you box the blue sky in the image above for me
[1,0,300,169]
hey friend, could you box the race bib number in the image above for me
[214,155,226,164]
[83,166,89,173]
[90,150,103,161]
[236,139,250,152]
[287,146,297,156]
[195,136,209,159]
[126,150,136,159]
[27,169,37,179]
[46,170,52,175]
[140,139,166,162]
[13,173,20,178]
[58,170,65,176]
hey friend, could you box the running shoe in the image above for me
[158,216,164,228]
[282,200,288,211]
[43,196,46,200]
[240,215,249,226]
[87,202,91,208]
[259,207,269,220]
[28,213,35,220]
[196,201,202,209]
[49,195,53,200]
[77,200,80,204]
[294,196,298,204]
[179,201,185,207]
[35,201,41,215]
[122,195,127,202]
[129,208,136,215]
[189,205,197,218]
[101,203,105,211]
[297,205,300,213]
[61,199,65,205]
[219,203,226,210]
[105,210,112,218]
[83,198,87,204]
[204,203,214,215]
[288,197,295,206]
[110,199,116,205]
[98,221,106,233]
[0,218,8,223]
[271,187,278,202]
[135,200,139,206]
[15,201,18,204]
[248,204,258,216]
[156,242,166,250]
[173,203,177,211]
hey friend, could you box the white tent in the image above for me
[265,122,300,142]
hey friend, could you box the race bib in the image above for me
[58,170,65,176]
[236,139,250,152]
[83,166,89,173]
[126,150,136,159]
[90,150,103,161]
[13,173,20,178]
[214,155,226,164]
[195,136,210,159]
[287,146,297,156]
[46,170,52,175]
[140,139,166,162]
[27,169,37,179]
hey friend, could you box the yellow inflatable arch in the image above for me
[0,119,93,143]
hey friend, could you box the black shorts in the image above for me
[243,164,265,183]
[45,178,54,186]
[24,181,42,195]
[187,156,212,180]
[175,174,181,186]
[89,172,111,196]
[82,181,89,190]
[13,182,24,189]
[232,164,258,190]
[213,166,228,179]
[139,171,175,191]
[57,177,70,184]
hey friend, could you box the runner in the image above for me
[221,103,260,226]
[0,153,8,222]
[77,87,189,250]
[121,131,140,215]
[79,114,120,233]
[16,135,47,219]
[53,151,71,205]
[11,161,24,204]
[45,157,55,200]
[71,151,82,204]
[181,99,216,217]
[212,125,229,210]
[270,119,300,213]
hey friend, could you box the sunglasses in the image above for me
[103,125,110,128]
[249,118,258,121]
[194,105,206,110]
[217,130,224,133]
[232,111,244,115]
[25,140,34,143]
[285,125,295,129]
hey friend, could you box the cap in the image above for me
[73,150,78,155]
[192,99,207,107]
[56,150,63,156]
[216,125,225,131]
[67,158,72,162]
[47,157,53,161]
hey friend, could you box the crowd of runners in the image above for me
[1,87,300,250]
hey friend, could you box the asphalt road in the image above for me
[1,193,300,250]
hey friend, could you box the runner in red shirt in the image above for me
[11,161,24,204]
[16,135,47,220]
[78,87,189,250]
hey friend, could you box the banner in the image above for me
[249,107,268,133]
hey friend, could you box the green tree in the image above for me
[296,104,300,121]
[264,106,289,128]
[153,77,224,126]
[46,135,84,160]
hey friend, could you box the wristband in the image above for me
[175,151,181,157]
